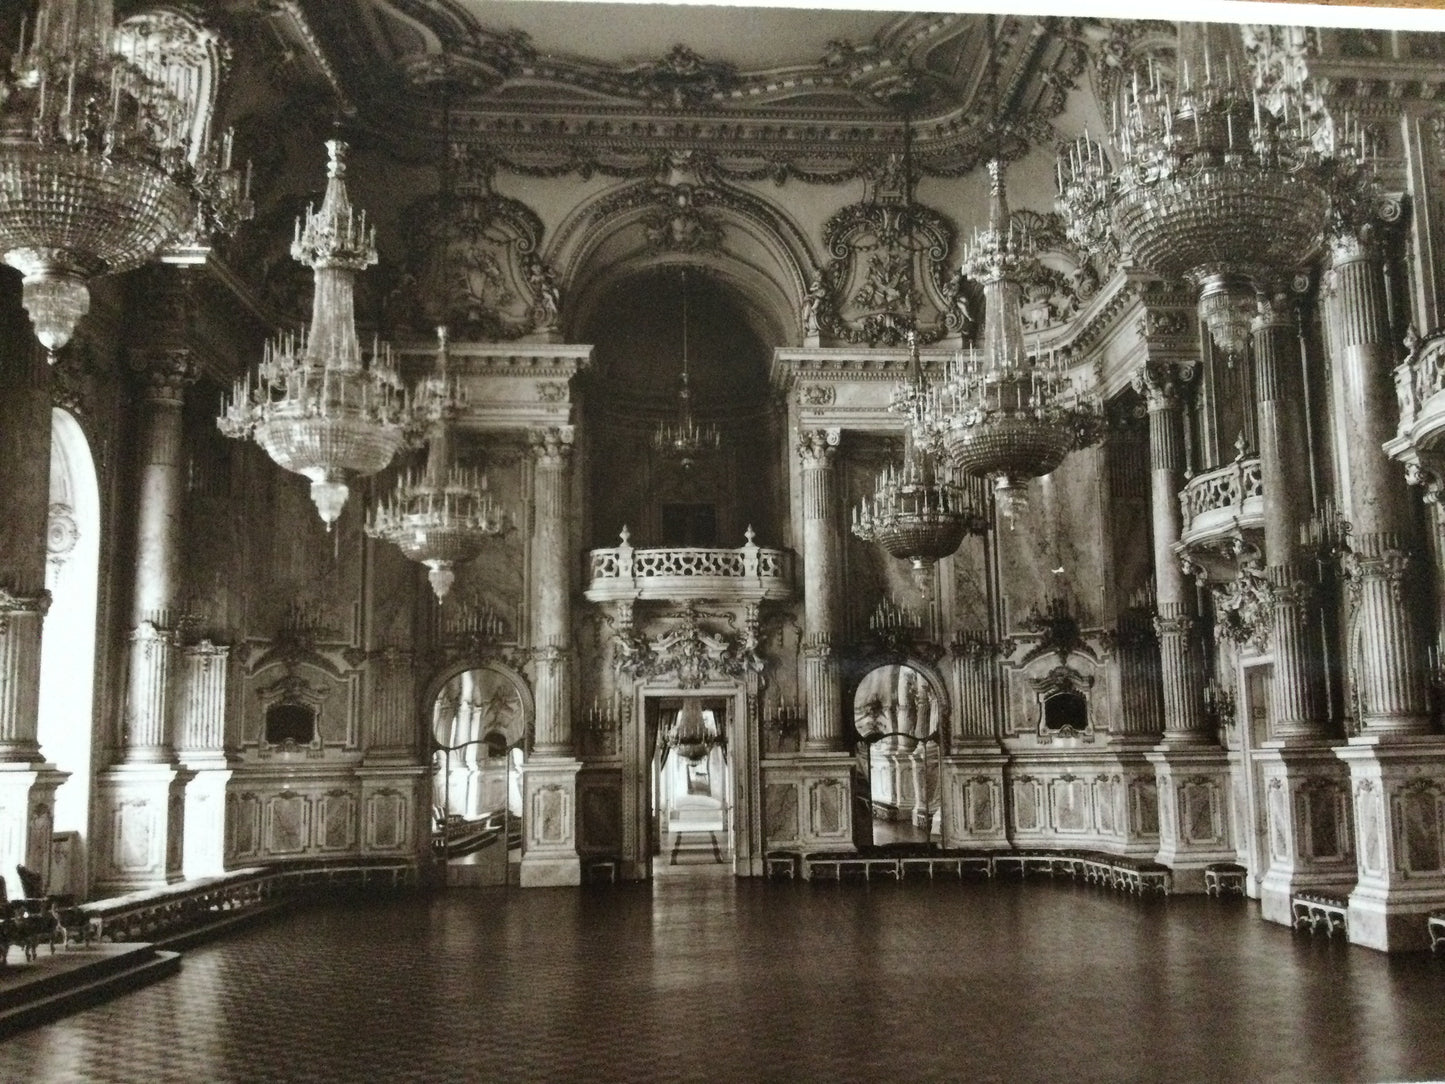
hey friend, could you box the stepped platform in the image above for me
[0,942,180,1037]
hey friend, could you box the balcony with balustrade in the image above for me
[1173,452,1264,582]
[585,526,794,605]
[1386,327,1445,500]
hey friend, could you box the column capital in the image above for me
[129,348,197,405]
[528,425,575,465]
[797,427,840,466]
[0,587,51,621]
[1252,291,1297,331]
[1131,359,1196,413]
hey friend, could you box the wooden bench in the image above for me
[1428,911,1445,953]
[583,856,619,885]
[1204,863,1247,897]
[1110,856,1172,895]
[1292,892,1349,936]
[764,851,799,881]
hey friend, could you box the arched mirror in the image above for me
[853,663,942,847]
[430,667,528,884]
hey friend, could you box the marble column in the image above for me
[1326,229,1445,949]
[0,312,67,889]
[519,426,580,886]
[95,355,193,893]
[1253,294,1329,740]
[793,426,857,851]
[1134,361,1233,890]
[1136,363,1209,743]
[798,428,843,752]
[1251,292,1351,924]
[1326,232,1432,736]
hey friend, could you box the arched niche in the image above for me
[547,175,812,348]
[36,408,101,893]
[847,658,950,847]
[422,661,533,873]
[578,265,786,549]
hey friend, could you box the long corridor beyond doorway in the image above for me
[8,876,1445,1082]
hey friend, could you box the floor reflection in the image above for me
[4,876,1445,1083]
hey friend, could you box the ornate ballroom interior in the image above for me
[8,0,1445,972]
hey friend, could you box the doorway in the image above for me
[853,662,941,847]
[649,696,732,870]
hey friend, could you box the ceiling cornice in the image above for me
[286,1,1088,177]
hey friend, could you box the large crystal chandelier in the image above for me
[917,159,1101,523]
[855,332,989,599]
[218,138,408,528]
[1057,21,1369,356]
[0,0,250,354]
[366,327,508,602]
[652,269,720,470]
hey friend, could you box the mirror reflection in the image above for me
[431,668,526,881]
[853,664,940,846]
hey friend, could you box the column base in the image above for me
[0,761,68,892]
[356,762,429,859]
[759,754,857,853]
[179,757,233,880]
[940,753,1008,850]
[519,757,581,887]
[93,763,187,896]
[1337,736,1445,951]
[1147,744,1237,894]
[1254,742,1353,927]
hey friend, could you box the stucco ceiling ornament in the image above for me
[387,142,551,341]
[621,45,740,109]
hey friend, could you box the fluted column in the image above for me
[365,647,416,755]
[1253,294,1329,740]
[120,355,193,763]
[1134,362,1209,742]
[1326,233,1432,735]
[0,318,52,764]
[518,425,581,886]
[799,428,843,751]
[530,426,575,756]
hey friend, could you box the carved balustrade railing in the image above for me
[1174,455,1265,583]
[1387,328,1445,504]
[586,528,793,603]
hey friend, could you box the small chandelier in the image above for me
[666,699,721,763]
[0,0,251,354]
[366,327,508,602]
[923,160,1101,523]
[218,138,409,528]
[1056,21,1369,356]
[856,333,988,599]
[652,268,720,470]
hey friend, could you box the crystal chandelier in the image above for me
[652,269,720,470]
[0,0,251,354]
[855,332,989,599]
[666,699,720,763]
[919,159,1101,523]
[218,138,408,528]
[1057,21,1369,356]
[366,327,508,602]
